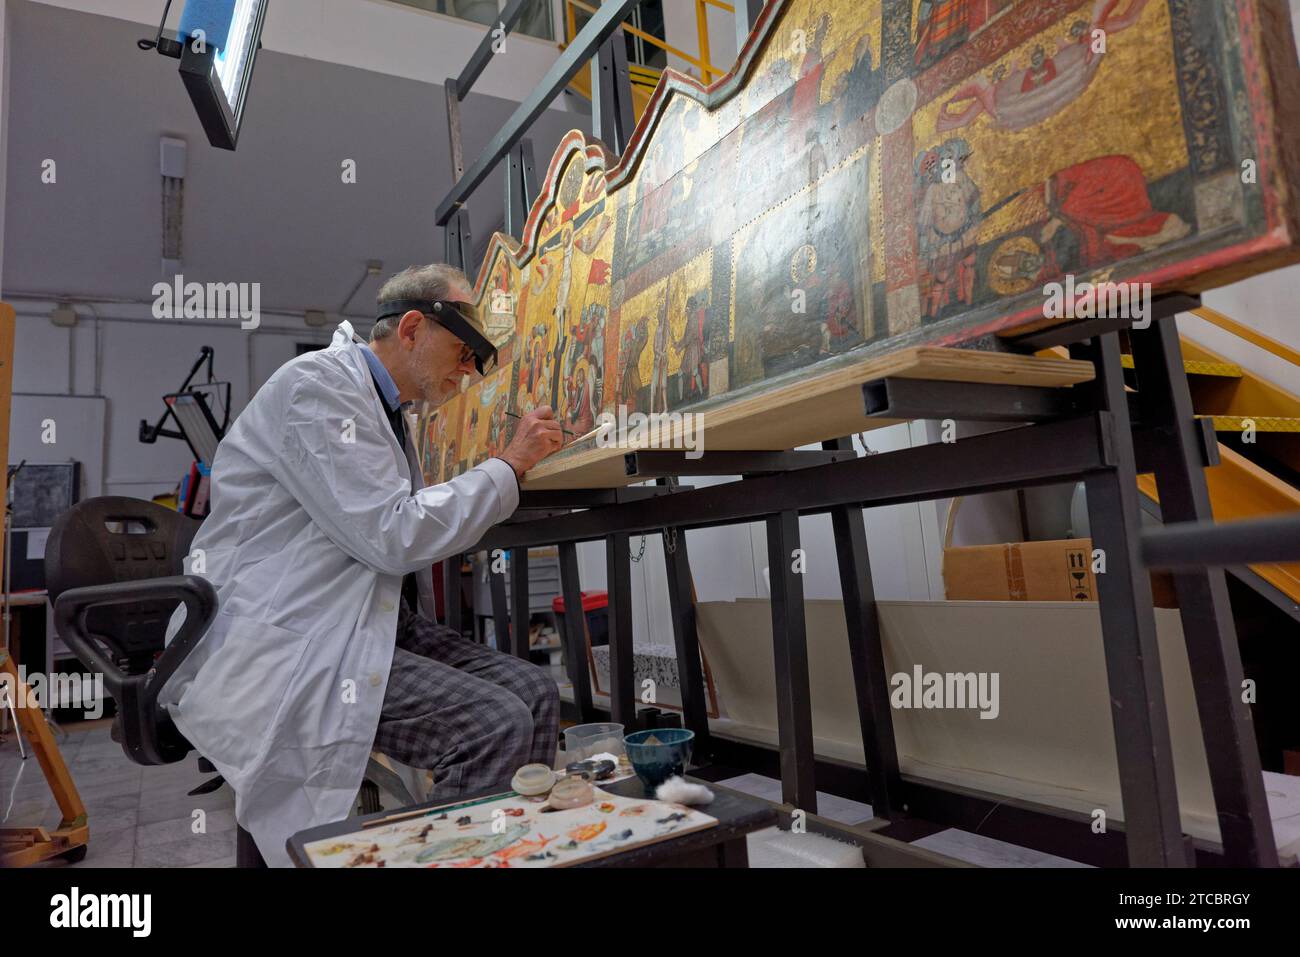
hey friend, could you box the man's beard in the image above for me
[412,342,458,406]
[421,377,457,406]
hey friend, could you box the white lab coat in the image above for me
[159,321,519,867]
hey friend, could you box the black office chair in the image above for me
[43,496,266,867]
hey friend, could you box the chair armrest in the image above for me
[53,575,218,705]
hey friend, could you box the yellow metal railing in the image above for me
[696,0,735,84]
[1192,306,1300,369]
[563,0,731,86]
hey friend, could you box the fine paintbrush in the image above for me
[503,410,579,438]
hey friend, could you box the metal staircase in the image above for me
[558,0,736,125]
[1129,308,1300,621]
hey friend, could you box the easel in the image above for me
[0,649,89,865]
[464,294,1280,868]
[0,302,90,866]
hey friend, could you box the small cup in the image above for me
[511,763,556,796]
[623,728,695,789]
[549,775,594,809]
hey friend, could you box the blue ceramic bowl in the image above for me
[623,728,694,789]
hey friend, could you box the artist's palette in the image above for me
[302,787,716,868]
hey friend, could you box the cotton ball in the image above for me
[655,775,714,806]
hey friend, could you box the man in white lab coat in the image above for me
[159,264,564,866]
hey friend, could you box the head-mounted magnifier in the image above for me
[376,298,498,375]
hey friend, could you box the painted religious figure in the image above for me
[618,315,652,410]
[915,138,981,319]
[674,292,710,404]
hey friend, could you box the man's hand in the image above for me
[499,406,564,480]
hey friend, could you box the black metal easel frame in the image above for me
[459,295,1282,868]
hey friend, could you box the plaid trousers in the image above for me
[374,597,560,797]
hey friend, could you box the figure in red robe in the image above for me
[674,293,709,402]
[1020,46,1057,92]
[1038,154,1190,270]
[789,13,832,149]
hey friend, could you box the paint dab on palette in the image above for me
[303,789,717,868]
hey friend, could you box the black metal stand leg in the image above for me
[1131,320,1278,866]
[765,509,817,813]
[824,440,902,819]
[662,526,713,760]
[591,29,635,155]
[443,208,472,271]
[605,532,636,728]
[558,541,595,721]
[509,547,531,660]
[488,553,509,650]
[443,554,463,635]
[235,825,266,869]
[1073,333,1189,867]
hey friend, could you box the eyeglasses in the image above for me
[447,333,476,368]
[426,316,479,369]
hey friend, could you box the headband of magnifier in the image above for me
[376,299,498,375]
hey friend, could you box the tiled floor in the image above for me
[4,722,1093,868]
[718,772,1092,867]
[912,828,1093,868]
[717,772,876,826]
[1,719,237,868]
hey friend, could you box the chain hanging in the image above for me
[630,534,647,562]
[857,432,882,455]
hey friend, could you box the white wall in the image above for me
[1176,267,1300,389]
[31,0,584,112]
[564,423,941,649]
[660,0,741,82]
[8,299,332,501]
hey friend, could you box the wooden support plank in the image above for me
[521,348,1093,489]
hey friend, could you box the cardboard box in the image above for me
[944,537,1178,606]
[944,538,1096,602]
